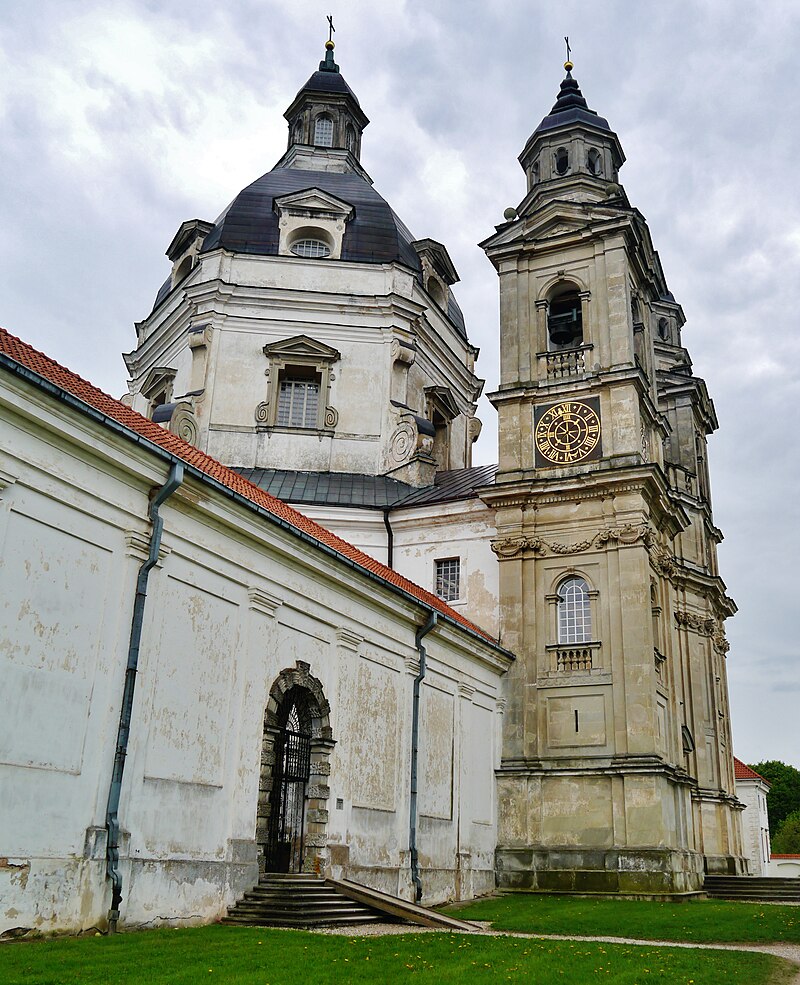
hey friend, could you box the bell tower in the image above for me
[481,60,745,893]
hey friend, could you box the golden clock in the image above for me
[534,399,602,467]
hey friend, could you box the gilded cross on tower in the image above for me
[564,36,573,72]
[564,36,571,61]
[327,15,335,43]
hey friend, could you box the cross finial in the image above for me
[564,36,573,73]
[327,15,335,44]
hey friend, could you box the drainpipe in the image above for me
[383,508,394,569]
[105,462,184,932]
[409,610,437,902]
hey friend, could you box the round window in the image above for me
[290,239,331,259]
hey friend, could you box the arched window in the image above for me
[292,120,303,145]
[587,148,602,176]
[658,317,670,341]
[175,256,193,282]
[555,147,569,175]
[345,124,356,153]
[313,115,333,147]
[557,577,592,644]
[547,289,583,349]
[290,238,331,258]
[531,160,540,184]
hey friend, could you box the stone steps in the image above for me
[222,874,390,928]
[703,875,800,901]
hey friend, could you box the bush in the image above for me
[772,808,800,854]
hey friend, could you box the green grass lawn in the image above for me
[0,924,794,985]
[448,893,800,945]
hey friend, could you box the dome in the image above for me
[201,168,420,268]
[151,166,467,336]
[533,71,612,136]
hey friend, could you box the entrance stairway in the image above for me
[704,875,800,902]
[223,874,387,928]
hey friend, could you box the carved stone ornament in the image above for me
[390,338,416,366]
[491,523,657,559]
[324,405,339,429]
[674,609,728,652]
[255,401,270,425]
[469,417,483,444]
[389,421,416,465]
[168,402,199,445]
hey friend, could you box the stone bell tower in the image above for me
[480,61,745,893]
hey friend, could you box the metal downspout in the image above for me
[383,508,394,569]
[105,462,184,932]
[410,610,437,902]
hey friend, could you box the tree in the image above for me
[772,810,800,855]
[749,760,800,832]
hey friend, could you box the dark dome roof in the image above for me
[534,71,611,136]
[296,69,361,105]
[202,168,421,267]
[154,166,467,336]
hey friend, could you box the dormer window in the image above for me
[587,148,602,176]
[290,238,331,259]
[314,114,333,147]
[555,147,570,175]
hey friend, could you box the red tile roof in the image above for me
[0,327,505,650]
[771,854,800,859]
[734,757,770,784]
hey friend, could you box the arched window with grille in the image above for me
[557,576,592,644]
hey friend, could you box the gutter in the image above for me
[409,610,437,902]
[104,461,184,932]
[0,353,513,660]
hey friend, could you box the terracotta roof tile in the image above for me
[0,327,503,649]
[734,757,770,784]
[771,854,800,859]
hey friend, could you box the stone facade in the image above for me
[480,67,745,893]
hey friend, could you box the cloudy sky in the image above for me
[1,1,798,766]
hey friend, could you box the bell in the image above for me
[549,313,578,346]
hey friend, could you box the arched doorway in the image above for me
[257,662,333,874]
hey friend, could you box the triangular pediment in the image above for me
[274,187,354,220]
[263,335,341,363]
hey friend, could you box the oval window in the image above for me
[290,239,331,258]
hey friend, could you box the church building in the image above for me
[0,38,745,933]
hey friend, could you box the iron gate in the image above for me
[264,727,311,873]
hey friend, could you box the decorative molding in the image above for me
[496,697,507,715]
[124,530,170,565]
[457,682,475,700]
[674,609,728,653]
[404,656,421,676]
[324,405,339,429]
[491,522,657,559]
[248,588,282,616]
[336,627,363,651]
[0,467,17,494]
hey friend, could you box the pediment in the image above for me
[274,187,354,221]
[140,366,176,397]
[262,335,341,363]
[412,238,459,285]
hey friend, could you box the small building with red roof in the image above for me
[733,757,771,876]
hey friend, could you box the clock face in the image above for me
[534,398,602,467]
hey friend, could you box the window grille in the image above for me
[557,576,592,643]
[276,378,320,428]
[435,557,460,602]
[314,115,333,146]
[290,238,331,258]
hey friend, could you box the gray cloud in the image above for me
[1,0,797,765]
